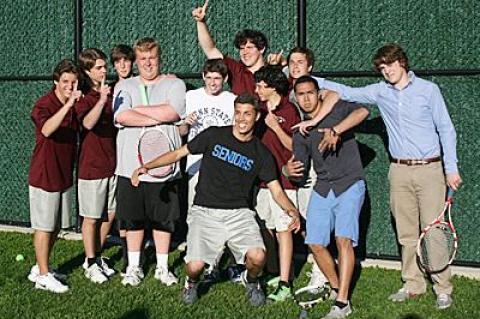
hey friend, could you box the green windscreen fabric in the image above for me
[0,1,75,76]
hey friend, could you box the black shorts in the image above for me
[116,176,180,232]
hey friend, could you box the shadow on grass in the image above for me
[118,309,149,319]
[399,314,424,319]
[57,252,85,276]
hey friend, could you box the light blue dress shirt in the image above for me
[320,72,458,174]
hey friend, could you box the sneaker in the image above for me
[98,257,115,277]
[182,278,199,305]
[82,257,115,277]
[154,267,178,286]
[203,265,220,284]
[436,293,453,309]
[388,288,420,302]
[35,273,69,293]
[121,266,144,287]
[241,270,265,307]
[84,263,108,284]
[267,283,293,302]
[322,302,353,319]
[227,264,245,284]
[306,267,327,288]
[28,264,66,283]
[264,274,280,288]
[120,261,128,277]
[296,283,334,303]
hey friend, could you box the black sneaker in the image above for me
[226,264,245,284]
[182,279,199,305]
[203,265,220,284]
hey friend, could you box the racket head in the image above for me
[417,221,458,273]
[137,128,175,178]
[294,284,331,309]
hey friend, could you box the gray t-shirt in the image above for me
[113,76,186,182]
[293,100,365,197]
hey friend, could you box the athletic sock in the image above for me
[187,276,199,284]
[95,251,102,265]
[278,280,290,288]
[121,237,128,262]
[87,257,96,267]
[127,251,141,268]
[156,253,169,270]
[246,272,257,284]
[334,300,349,309]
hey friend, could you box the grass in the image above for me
[0,232,479,319]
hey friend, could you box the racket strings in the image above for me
[419,224,455,272]
[139,130,173,177]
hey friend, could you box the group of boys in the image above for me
[27,2,461,318]
[28,44,135,293]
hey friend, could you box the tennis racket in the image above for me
[294,283,332,318]
[417,188,458,274]
[137,126,175,178]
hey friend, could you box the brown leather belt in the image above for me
[390,156,441,166]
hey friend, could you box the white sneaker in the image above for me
[82,257,115,277]
[35,273,69,293]
[28,264,67,283]
[84,263,108,284]
[306,266,327,288]
[322,302,353,319]
[154,267,178,286]
[98,257,115,277]
[121,266,144,287]
[436,293,453,309]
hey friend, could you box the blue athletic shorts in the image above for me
[305,180,365,247]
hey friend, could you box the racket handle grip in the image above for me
[447,187,455,200]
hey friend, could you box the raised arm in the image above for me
[82,79,110,130]
[192,0,223,59]
[41,81,81,137]
[131,144,190,186]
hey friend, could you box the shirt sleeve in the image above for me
[430,84,458,174]
[112,82,133,128]
[342,101,363,117]
[223,56,242,76]
[31,99,52,130]
[292,131,311,185]
[166,79,187,119]
[281,104,301,136]
[187,126,213,155]
[258,148,278,184]
[323,80,379,106]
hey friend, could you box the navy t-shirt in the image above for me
[187,126,277,209]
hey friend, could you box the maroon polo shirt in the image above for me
[257,96,300,190]
[75,90,116,180]
[29,89,77,192]
[223,56,257,96]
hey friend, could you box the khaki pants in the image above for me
[389,161,452,295]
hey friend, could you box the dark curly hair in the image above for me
[234,29,268,52]
[254,65,289,96]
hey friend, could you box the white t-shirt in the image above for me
[185,88,236,175]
